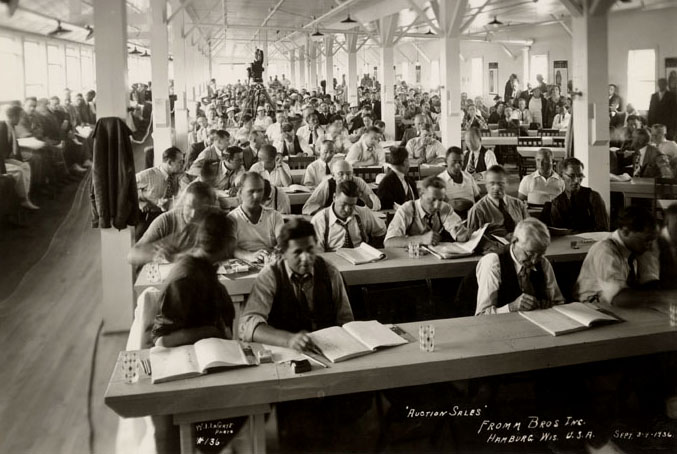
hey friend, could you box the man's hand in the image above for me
[287,331,313,352]
[508,294,539,312]
[274,155,284,167]
[153,242,180,262]
[251,249,270,264]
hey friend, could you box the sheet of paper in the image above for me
[574,232,611,242]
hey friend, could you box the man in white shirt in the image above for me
[262,178,291,214]
[266,111,287,143]
[551,104,571,130]
[322,115,352,154]
[273,123,304,157]
[405,124,445,165]
[254,106,273,130]
[249,144,292,187]
[462,128,498,180]
[384,176,469,247]
[437,146,481,216]
[303,140,336,187]
[228,172,284,263]
[517,148,565,205]
[474,218,565,315]
[302,159,381,215]
[346,127,385,167]
[311,179,386,252]
[651,123,677,161]
[136,146,185,213]
[296,112,324,156]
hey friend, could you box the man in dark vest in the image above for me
[377,146,419,209]
[540,157,609,232]
[469,217,565,315]
[462,127,498,180]
[239,219,374,451]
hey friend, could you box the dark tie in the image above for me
[325,163,331,175]
[340,220,354,248]
[627,254,638,287]
[291,273,311,309]
[468,153,476,173]
[309,130,314,145]
[517,266,535,297]
[283,140,288,156]
[498,198,516,233]
[163,173,179,200]
[633,153,642,177]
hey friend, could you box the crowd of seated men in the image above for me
[0,90,94,227]
[125,76,677,454]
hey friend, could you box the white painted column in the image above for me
[571,3,612,210]
[308,37,317,91]
[93,0,133,333]
[150,0,172,162]
[298,45,306,89]
[289,49,296,89]
[171,0,189,152]
[324,37,334,96]
[379,14,398,139]
[522,47,530,88]
[345,34,358,106]
[438,0,467,147]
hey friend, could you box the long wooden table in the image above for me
[482,136,562,147]
[517,147,566,159]
[134,235,593,297]
[105,306,677,454]
[610,177,654,207]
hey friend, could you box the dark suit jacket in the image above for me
[609,112,626,130]
[399,127,419,148]
[543,98,563,129]
[186,141,206,169]
[242,146,257,170]
[377,169,419,210]
[648,91,677,139]
[636,145,673,178]
[89,117,139,229]
[0,121,15,174]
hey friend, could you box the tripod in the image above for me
[241,81,274,117]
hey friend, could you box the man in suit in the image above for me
[462,127,498,180]
[648,78,677,140]
[377,146,418,210]
[609,84,623,111]
[399,114,428,147]
[630,128,673,178]
[241,130,264,170]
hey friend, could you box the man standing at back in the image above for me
[648,78,677,140]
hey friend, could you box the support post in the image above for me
[298,45,306,89]
[289,49,296,89]
[324,37,334,96]
[522,47,530,88]
[308,37,317,91]
[171,0,189,152]
[93,0,134,333]
[571,1,613,210]
[345,33,358,107]
[150,0,173,160]
[378,14,398,139]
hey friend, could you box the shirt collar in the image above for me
[610,230,632,260]
[329,203,353,226]
[284,260,314,279]
[158,166,169,179]
[414,199,432,220]
[509,245,524,274]
[534,170,560,181]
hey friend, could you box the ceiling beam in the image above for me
[590,0,617,16]
[550,14,572,37]
[406,0,441,34]
[273,0,366,45]
[410,42,430,63]
[167,0,196,24]
[459,0,492,34]
[559,0,583,17]
[251,0,287,42]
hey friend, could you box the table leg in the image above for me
[249,413,266,454]
[179,422,197,454]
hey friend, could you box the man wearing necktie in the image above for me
[377,146,420,210]
[238,219,370,452]
[468,165,529,238]
[473,218,565,315]
[303,140,336,187]
[297,112,323,156]
[346,127,385,167]
[311,179,386,252]
[462,127,498,180]
[630,128,672,178]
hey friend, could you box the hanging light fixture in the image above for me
[425,28,435,35]
[129,46,141,55]
[341,13,357,24]
[141,50,150,57]
[311,28,324,41]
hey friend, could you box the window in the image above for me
[47,44,65,97]
[529,54,548,87]
[24,40,47,97]
[400,61,409,83]
[627,49,656,111]
[470,57,483,98]
[81,48,94,91]
[0,35,22,102]
[66,46,82,93]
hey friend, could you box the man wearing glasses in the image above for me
[540,157,609,232]
[474,218,565,315]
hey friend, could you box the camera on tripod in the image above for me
[247,48,265,83]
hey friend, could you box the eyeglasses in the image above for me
[563,173,585,180]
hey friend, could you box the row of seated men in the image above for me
[139,192,676,452]
[0,94,94,224]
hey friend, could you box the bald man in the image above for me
[302,159,381,215]
[517,148,565,205]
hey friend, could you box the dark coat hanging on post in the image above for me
[90,117,139,229]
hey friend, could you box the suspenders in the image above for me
[323,208,367,252]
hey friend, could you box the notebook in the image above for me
[149,338,258,384]
[423,223,488,259]
[336,243,386,265]
[309,320,409,363]
[519,302,621,336]
[282,184,312,193]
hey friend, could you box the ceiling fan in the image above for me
[487,16,504,26]
[48,20,72,37]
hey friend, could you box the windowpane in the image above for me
[470,57,483,98]
[627,49,655,111]
[81,49,94,91]
[66,46,81,93]
[0,36,22,102]
[430,60,440,89]
[24,41,47,97]
[529,54,548,87]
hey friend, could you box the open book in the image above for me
[519,302,621,336]
[282,184,312,193]
[336,243,385,265]
[309,320,409,363]
[149,338,258,384]
[423,223,488,259]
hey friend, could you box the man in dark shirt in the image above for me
[540,157,609,232]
